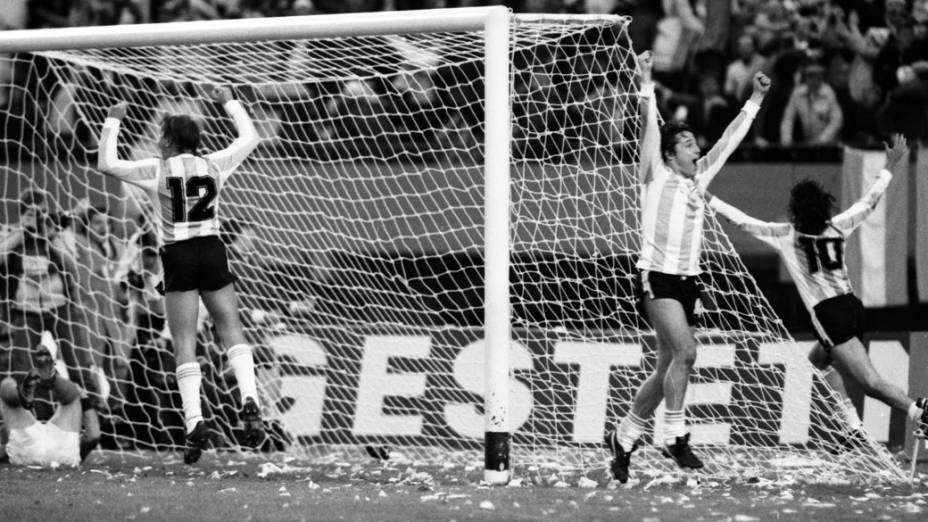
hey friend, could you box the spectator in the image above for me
[120,232,185,449]
[780,61,844,145]
[73,204,132,413]
[614,1,666,59]
[0,189,102,442]
[725,33,767,103]
[652,0,705,91]
[691,72,734,147]
[0,0,28,109]
[872,0,928,139]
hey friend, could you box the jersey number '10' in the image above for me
[797,237,844,274]
[167,177,217,223]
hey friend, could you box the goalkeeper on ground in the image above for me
[97,86,265,464]
[0,346,90,467]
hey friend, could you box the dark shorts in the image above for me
[637,270,702,326]
[160,235,235,293]
[812,293,865,351]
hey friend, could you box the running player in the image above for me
[97,86,264,464]
[604,50,770,483]
[707,133,927,446]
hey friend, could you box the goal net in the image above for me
[0,9,905,482]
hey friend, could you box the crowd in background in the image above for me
[2,0,928,453]
[1,0,927,150]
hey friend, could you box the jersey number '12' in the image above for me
[797,237,844,274]
[167,176,217,223]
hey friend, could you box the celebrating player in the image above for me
[604,51,770,483]
[706,134,927,445]
[0,347,87,467]
[97,86,264,464]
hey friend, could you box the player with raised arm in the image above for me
[706,134,928,445]
[604,51,770,483]
[97,86,265,464]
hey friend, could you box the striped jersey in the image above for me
[636,82,760,275]
[707,169,892,314]
[98,100,259,244]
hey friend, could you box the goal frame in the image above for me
[0,6,547,485]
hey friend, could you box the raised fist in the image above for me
[107,102,128,120]
[752,72,771,96]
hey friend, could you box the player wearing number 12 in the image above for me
[97,87,265,464]
[707,134,928,446]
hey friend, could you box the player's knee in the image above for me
[675,344,698,368]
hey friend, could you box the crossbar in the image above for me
[0,7,504,52]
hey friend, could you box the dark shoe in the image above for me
[79,435,100,463]
[17,369,42,410]
[604,430,638,483]
[832,429,871,454]
[917,398,928,437]
[240,397,265,448]
[365,445,390,461]
[662,433,704,469]
[183,421,211,465]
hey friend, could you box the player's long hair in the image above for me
[659,121,695,162]
[161,115,201,154]
[789,179,835,235]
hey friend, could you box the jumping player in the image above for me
[604,50,770,483]
[97,86,264,464]
[707,133,927,445]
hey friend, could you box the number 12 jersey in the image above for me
[98,99,259,244]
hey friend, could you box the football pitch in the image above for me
[2,450,927,521]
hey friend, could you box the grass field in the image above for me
[2,449,927,521]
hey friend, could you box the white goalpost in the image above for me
[0,7,907,484]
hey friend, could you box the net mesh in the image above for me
[0,13,905,482]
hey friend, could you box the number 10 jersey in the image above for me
[707,169,893,315]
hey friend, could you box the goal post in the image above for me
[1,6,518,484]
[0,8,909,484]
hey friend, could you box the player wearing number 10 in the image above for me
[707,134,928,446]
[97,87,265,464]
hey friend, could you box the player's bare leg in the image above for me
[808,343,869,451]
[645,297,703,469]
[828,337,926,431]
[605,340,672,482]
[166,290,211,464]
[202,283,264,448]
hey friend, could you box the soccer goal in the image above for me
[0,7,906,483]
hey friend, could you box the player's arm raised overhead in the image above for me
[696,71,770,190]
[636,51,661,185]
[98,102,159,190]
[831,133,908,233]
[705,192,791,248]
[204,86,260,182]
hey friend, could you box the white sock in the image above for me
[227,343,258,405]
[908,401,924,422]
[663,408,687,445]
[176,362,203,433]
[842,398,863,431]
[617,412,648,452]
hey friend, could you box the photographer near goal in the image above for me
[97,86,265,464]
